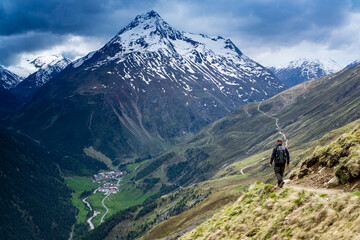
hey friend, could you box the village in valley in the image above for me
[93,170,126,195]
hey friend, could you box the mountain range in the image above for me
[0,55,72,117]
[270,58,341,87]
[10,55,72,102]
[8,10,285,161]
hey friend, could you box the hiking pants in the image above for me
[274,166,285,185]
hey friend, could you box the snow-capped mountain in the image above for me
[11,10,285,160]
[11,55,71,101]
[25,55,71,87]
[270,58,341,87]
[0,66,22,89]
[345,60,360,69]
[73,10,284,103]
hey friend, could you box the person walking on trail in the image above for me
[269,138,290,188]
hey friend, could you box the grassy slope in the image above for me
[137,175,255,240]
[147,117,360,240]
[181,182,360,240]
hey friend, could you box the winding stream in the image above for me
[87,211,101,230]
[82,197,92,211]
[100,194,110,223]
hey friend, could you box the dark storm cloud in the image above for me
[0,0,156,65]
[0,32,67,65]
[0,0,359,66]
[0,0,154,36]
[165,0,359,45]
[2,0,357,39]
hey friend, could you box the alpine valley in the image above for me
[83,60,360,240]
[2,10,360,240]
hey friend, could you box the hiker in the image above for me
[269,138,290,188]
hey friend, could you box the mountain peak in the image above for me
[143,10,161,19]
[115,10,174,37]
[132,10,164,25]
[30,55,71,69]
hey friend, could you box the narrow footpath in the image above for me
[257,102,288,146]
[287,183,344,195]
[240,102,290,175]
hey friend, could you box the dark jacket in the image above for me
[270,144,290,166]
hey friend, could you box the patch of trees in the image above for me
[166,147,210,185]
[52,152,107,176]
[135,202,157,220]
[135,152,175,180]
[185,147,209,163]
[0,130,76,240]
[142,177,160,192]
[134,154,152,163]
[79,190,93,199]
[72,222,89,239]
[166,161,190,182]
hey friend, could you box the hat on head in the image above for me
[277,138,283,142]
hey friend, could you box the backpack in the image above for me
[276,145,287,164]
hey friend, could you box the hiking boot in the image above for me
[280,181,285,188]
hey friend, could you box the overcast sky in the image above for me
[1,0,360,76]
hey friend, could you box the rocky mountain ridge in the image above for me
[0,66,22,89]
[10,55,72,101]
